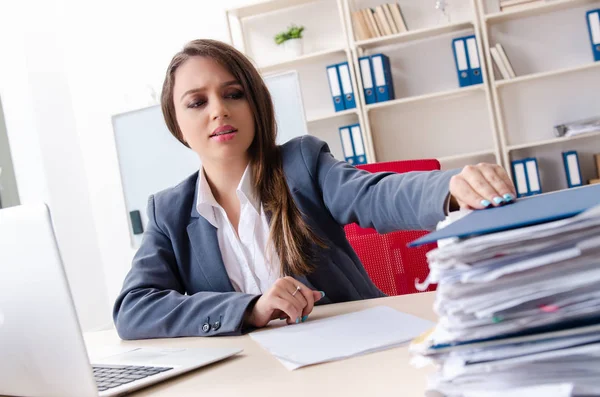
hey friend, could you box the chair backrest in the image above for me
[343,159,440,296]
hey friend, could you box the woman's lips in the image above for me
[211,131,237,142]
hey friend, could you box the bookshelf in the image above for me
[226,0,600,190]
[345,0,501,169]
[478,0,600,193]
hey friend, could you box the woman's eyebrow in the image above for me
[221,80,241,88]
[180,80,241,101]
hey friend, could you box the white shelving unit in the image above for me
[345,0,501,169]
[478,0,600,193]
[226,0,365,162]
[226,0,600,190]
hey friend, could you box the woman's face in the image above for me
[173,56,255,166]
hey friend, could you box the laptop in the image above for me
[0,204,242,397]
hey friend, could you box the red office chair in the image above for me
[344,160,440,296]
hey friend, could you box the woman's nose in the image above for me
[210,97,230,120]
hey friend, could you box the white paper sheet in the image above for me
[250,306,434,370]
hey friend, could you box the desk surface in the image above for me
[84,292,436,397]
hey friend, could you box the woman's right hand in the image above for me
[245,277,324,328]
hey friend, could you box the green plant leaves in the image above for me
[274,24,305,44]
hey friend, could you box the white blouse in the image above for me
[195,166,281,295]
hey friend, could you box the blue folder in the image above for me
[408,183,600,247]
[452,37,471,87]
[358,56,377,105]
[562,151,583,188]
[371,53,395,102]
[326,64,345,112]
[587,9,600,62]
[337,62,357,110]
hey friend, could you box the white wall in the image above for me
[0,0,111,331]
[0,0,261,331]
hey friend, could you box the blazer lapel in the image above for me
[187,175,235,293]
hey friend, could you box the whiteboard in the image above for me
[113,71,308,247]
[112,105,199,247]
[264,70,308,145]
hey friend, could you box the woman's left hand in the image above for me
[449,163,517,210]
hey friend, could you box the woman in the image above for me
[113,39,516,339]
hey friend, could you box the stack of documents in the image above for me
[410,204,600,396]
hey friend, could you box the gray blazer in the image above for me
[113,135,457,339]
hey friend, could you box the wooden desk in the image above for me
[84,292,436,397]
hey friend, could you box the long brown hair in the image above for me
[161,39,323,277]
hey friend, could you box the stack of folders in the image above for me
[499,0,546,12]
[489,43,516,80]
[452,36,483,87]
[339,123,367,165]
[350,3,408,41]
[410,202,600,396]
[511,157,541,198]
[358,54,395,104]
[554,116,600,138]
[326,62,356,112]
[587,9,600,62]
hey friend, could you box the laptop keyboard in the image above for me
[92,364,173,391]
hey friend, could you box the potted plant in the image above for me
[274,24,305,57]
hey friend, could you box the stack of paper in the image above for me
[410,205,600,396]
[554,116,600,138]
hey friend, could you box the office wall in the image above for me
[1,0,266,330]
[0,1,112,331]
[0,97,20,208]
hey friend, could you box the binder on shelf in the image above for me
[465,35,483,85]
[382,4,399,35]
[339,126,355,165]
[586,9,600,62]
[375,5,393,36]
[350,124,367,165]
[495,43,516,78]
[524,157,542,195]
[372,8,386,36]
[371,53,395,102]
[326,64,345,112]
[351,10,370,41]
[511,159,530,198]
[452,37,471,87]
[490,47,511,80]
[358,56,377,105]
[389,3,408,33]
[364,8,381,37]
[562,151,583,188]
[337,62,356,110]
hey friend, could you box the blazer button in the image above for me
[202,323,210,333]
[212,321,221,331]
